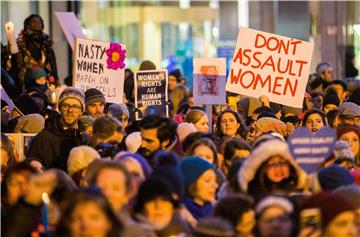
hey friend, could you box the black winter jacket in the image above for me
[27,116,90,171]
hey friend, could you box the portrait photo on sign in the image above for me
[193,58,226,105]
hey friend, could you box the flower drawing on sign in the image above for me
[106,42,126,70]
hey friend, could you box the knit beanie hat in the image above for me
[255,195,294,215]
[25,66,47,88]
[193,217,235,237]
[85,88,106,107]
[125,132,142,153]
[14,113,45,133]
[177,122,197,142]
[301,192,355,230]
[333,184,360,210]
[67,145,101,176]
[152,151,184,198]
[113,151,152,178]
[133,176,178,214]
[58,87,86,112]
[333,140,355,161]
[179,157,214,192]
[323,92,340,108]
[107,103,129,119]
[253,117,290,137]
[317,165,354,191]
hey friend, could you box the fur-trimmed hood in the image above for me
[238,139,307,193]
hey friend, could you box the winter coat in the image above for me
[27,115,90,171]
[238,139,307,199]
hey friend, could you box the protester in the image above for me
[185,109,210,133]
[303,108,326,133]
[336,125,360,166]
[215,109,246,140]
[338,102,360,126]
[85,88,106,119]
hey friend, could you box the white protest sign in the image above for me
[225,27,314,108]
[55,12,85,50]
[193,58,226,105]
[73,37,126,104]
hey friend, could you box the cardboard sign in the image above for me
[226,27,314,108]
[193,58,226,105]
[287,127,336,174]
[73,37,126,104]
[5,133,37,161]
[134,70,168,120]
[54,12,85,50]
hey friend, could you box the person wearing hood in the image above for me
[26,87,89,171]
[238,139,307,200]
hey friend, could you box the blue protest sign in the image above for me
[287,127,336,174]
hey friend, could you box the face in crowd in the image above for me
[191,169,218,205]
[339,131,360,158]
[193,114,209,133]
[143,197,174,230]
[60,98,83,128]
[220,112,240,137]
[257,206,293,237]
[139,128,169,159]
[305,112,324,133]
[265,155,290,184]
[87,102,105,119]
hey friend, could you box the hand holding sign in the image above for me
[287,127,336,174]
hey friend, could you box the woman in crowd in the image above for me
[303,108,327,133]
[215,109,247,140]
[337,125,360,166]
[185,109,209,133]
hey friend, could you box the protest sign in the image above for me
[73,37,126,104]
[193,58,226,105]
[226,27,314,108]
[55,12,85,50]
[5,133,37,161]
[287,127,336,174]
[134,70,168,120]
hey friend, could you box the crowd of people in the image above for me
[1,14,360,237]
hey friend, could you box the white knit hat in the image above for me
[177,122,197,142]
[67,145,101,176]
[255,196,294,215]
[125,132,142,153]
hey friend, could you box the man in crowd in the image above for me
[338,102,360,126]
[137,115,178,165]
[27,87,89,171]
[85,88,106,119]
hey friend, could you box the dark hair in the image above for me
[215,109,247,139]
[223,138,251,165]
[326,109,339,128]
[185,138,219,167]
[303,108,327,126]
[140,115,177,144]
[182,132,209,152]
[214,194,254,228]
[329,79,347,91]
[90,116,122,147]
[49,169,78,203]
[56,189,122,237]
[24,14,44,30]
[227,159,245,193]
[348,87,360,105]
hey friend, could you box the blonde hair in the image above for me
[185,109,206,124]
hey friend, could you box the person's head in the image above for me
[24,66,48,92]
[1,133,16,176]
[316,62,334,82]
[303,108,326,133]
[67,146,101,187]
[182,131,209,152]
[333,141,356,169]
[317,165,354,191]
[78,115,94,136]
[85,88,106,119]
[24,14,44,32]
[338,102,360,126]
[310,92,323,109]
[106,103,129,129]
[329,79,347,102]
[223,138,251,172]
[255,195,294,237]
[86,160,131,211]
[134,176,178,230]
[326,109,340,128]
[90,116,123,148]
[170,84,188,113]
[57,189,122,237]
[215,109,243,138]
[185,109,209,133]
[139,60,156,70]
[185,138,218,167]
[308,74,324,94]
[337,125,360,158]
[322,89,340,114]
[168,75,178,91]
[301,192,358,237]
[58,87,85,128]
[192,217,236,237]
[215,194,255,237]
[250,117,289,140]
[138,115,177,160]
[1,162,36,205]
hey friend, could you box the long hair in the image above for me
[185,137,219,167]
[215,109,247,139]
[56,189,122,237]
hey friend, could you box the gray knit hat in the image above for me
[59,87,86,112]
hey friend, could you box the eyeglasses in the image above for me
[61,103,82,111]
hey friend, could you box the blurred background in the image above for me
[1,0,359,87]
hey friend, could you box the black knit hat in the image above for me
[133,176,178,214]
[85,88,106,107]
[323,92,340,107]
